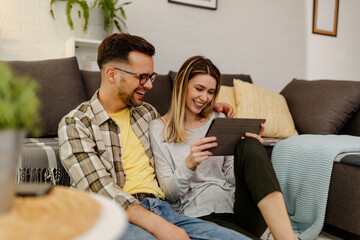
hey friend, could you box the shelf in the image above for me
[65,38,101,71]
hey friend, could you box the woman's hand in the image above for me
[243,123,265,144]
[186,136,217,171]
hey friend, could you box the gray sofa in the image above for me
[5,57,360,239]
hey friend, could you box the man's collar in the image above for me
[90,90,111,125]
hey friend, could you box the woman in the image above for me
[149,56,295,240]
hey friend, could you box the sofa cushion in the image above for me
[168,71,177,88]
[80,70,101,99]
[233,79,298,138]
[340,111,360,136]
[143,74,172,115]
[221,74,252,86]
[6,57,87,137]
[217,86,236,109]
[168,71,253,86]
[280,79,360,134]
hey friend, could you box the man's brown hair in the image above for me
[97,33,155,70]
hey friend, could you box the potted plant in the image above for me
[50,0,90,32]
[50,0,132,34]
[0,62,40,214]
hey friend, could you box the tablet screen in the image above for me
[205,118,265,156]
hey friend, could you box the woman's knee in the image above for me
[235,138,268,160]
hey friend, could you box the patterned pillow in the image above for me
[233,79,298,138]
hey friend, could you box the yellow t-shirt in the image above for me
[109,108,165,199]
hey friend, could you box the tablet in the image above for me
[205,118,266,156]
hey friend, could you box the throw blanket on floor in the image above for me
[271,134,360,240]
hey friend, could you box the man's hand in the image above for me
[126,204,190,240]
[214,102,234,118]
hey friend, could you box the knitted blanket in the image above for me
[271,134,360,240]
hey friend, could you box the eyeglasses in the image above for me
[114,67,157,85]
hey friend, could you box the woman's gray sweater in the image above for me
[149,112,235,217]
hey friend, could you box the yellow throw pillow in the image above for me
[216,85,236,109]
[233,79,298,138]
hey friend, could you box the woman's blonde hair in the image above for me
[163,56,221,143]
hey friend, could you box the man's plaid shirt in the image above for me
[58,91,160,209]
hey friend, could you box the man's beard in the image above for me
[117,87,143,107]
[116,75,145,107]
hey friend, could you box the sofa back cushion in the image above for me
[143,74,173,115]
[80,70,101,99]
[169,71,253,86]
[340,111,360,136]
[6,57,87,137]
[281,79,360,134]
[221,74,252,86]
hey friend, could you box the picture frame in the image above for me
[168,0,217,10]
[313,0,339,37]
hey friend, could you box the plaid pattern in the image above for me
[58,91,159,209]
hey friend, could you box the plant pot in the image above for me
[73,7,107,40]
[0,129,24,215]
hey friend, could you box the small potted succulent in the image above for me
[0,62,40,214]
[50,0,132,34]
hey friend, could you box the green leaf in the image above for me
[49,0,131,33]
[114,19,122,33]
[0,62,40,135]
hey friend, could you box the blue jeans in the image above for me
[121,197,250,240]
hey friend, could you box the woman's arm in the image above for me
[149,121,195,203]
[149,121,218,202]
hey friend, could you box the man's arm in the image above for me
[214,102,234,118]
[58,116,139,209]
[126,205,190,240]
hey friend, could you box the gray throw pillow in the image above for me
[7,57,87,137]
[280,79,360,134]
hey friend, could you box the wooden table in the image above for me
[0,186,128,240]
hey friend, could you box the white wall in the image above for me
[126,1,307,92]
[0,0,69,60]
[305,0,360,81]
[0,0,359,92]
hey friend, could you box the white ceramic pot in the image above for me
[0,130,23,214]
[73,7,107,41]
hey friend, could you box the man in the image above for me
[58,33,248,240]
